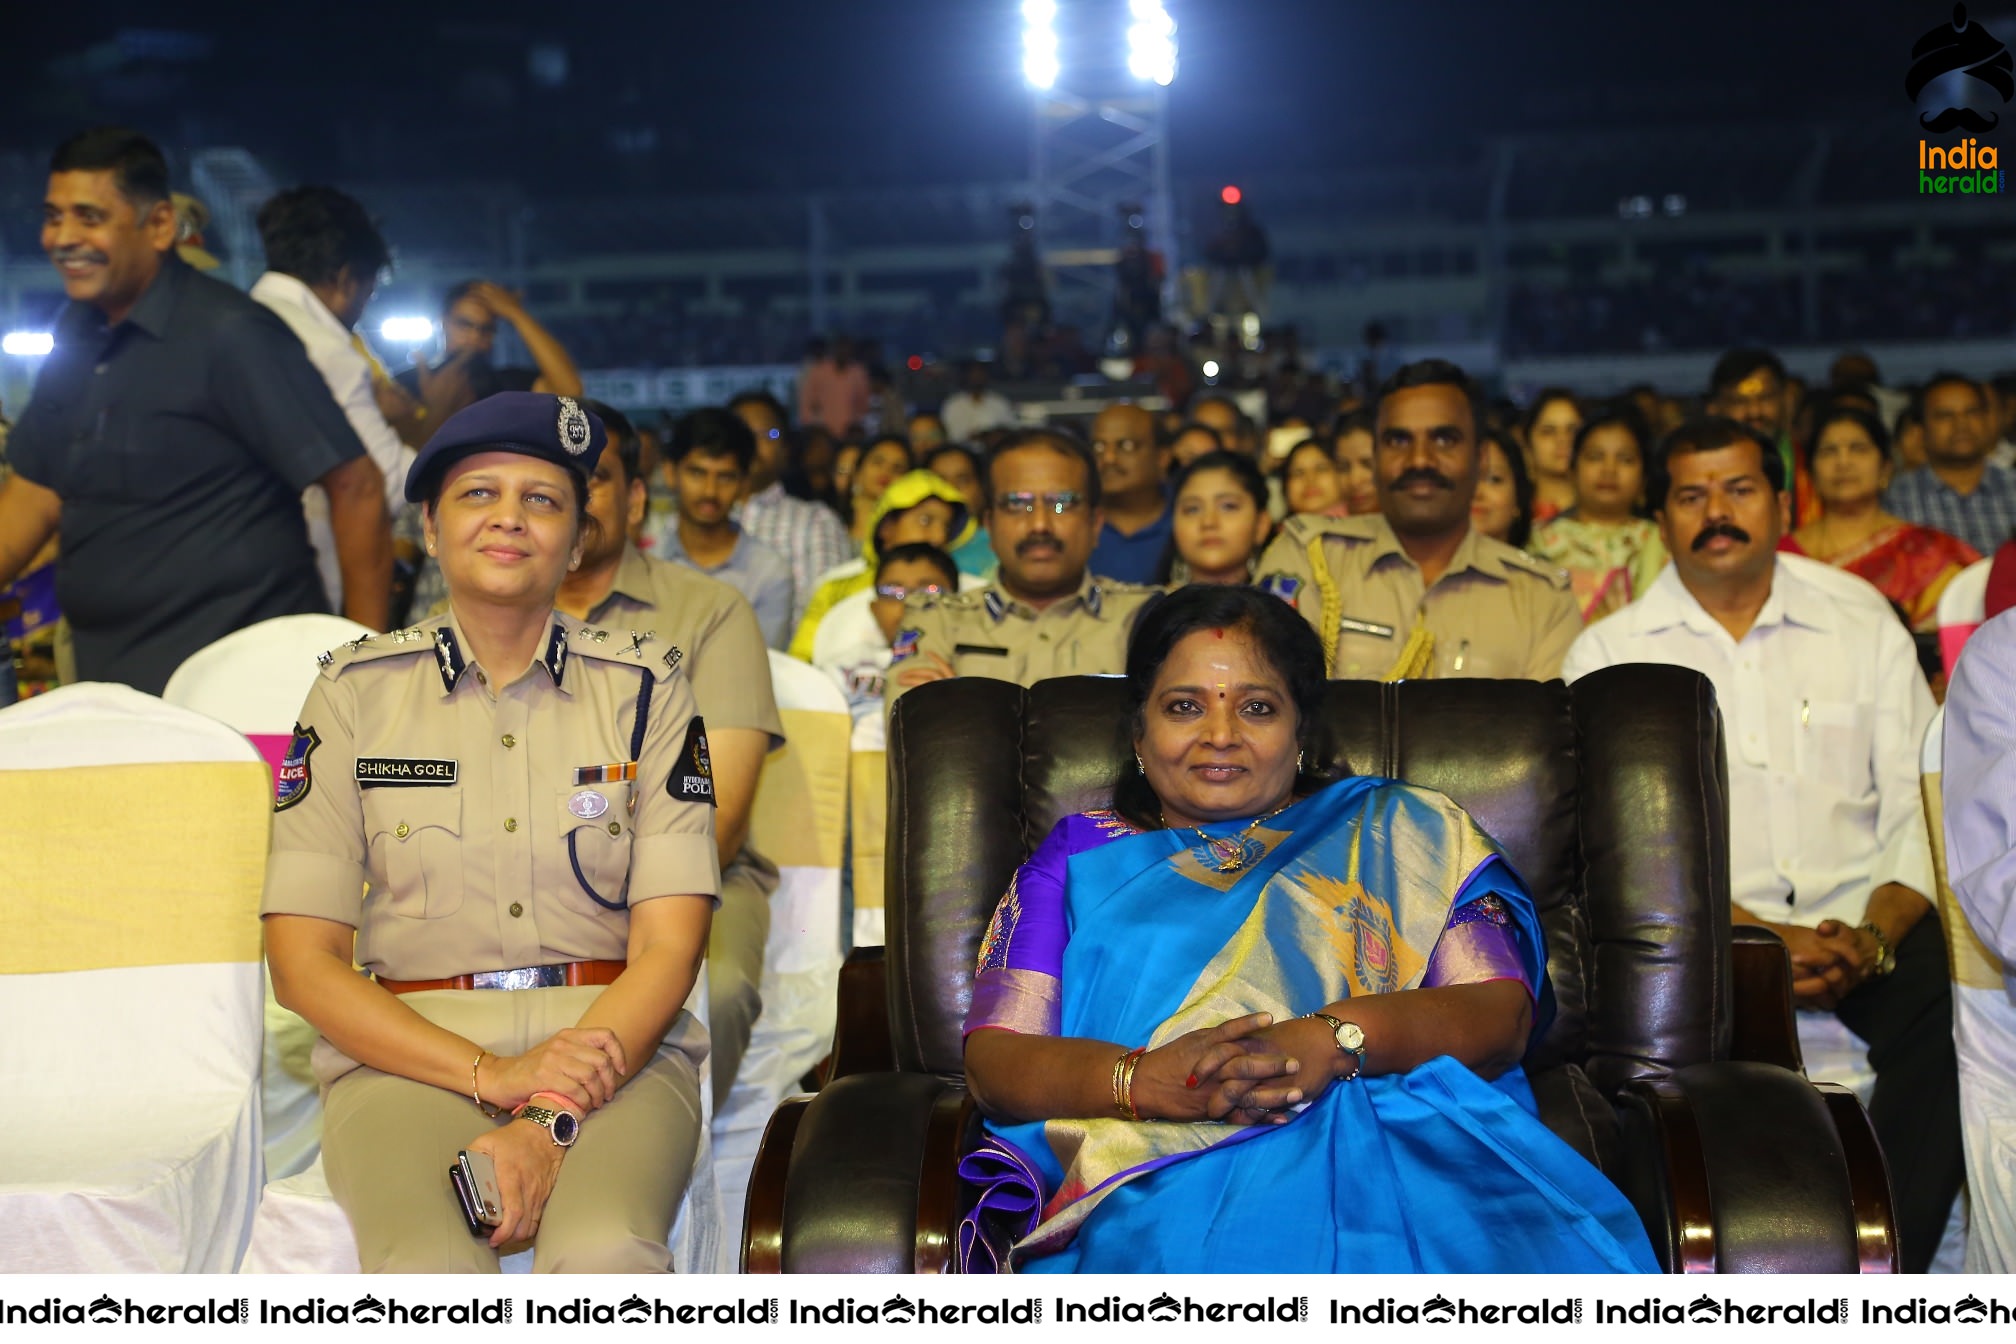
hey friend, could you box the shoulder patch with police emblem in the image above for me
[557,396,594,457]
[669,716,715,806]
[890,628,922,663]
[1257,573,1302,608]
[274,722,320,812]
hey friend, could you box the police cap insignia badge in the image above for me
[557,396,594,457]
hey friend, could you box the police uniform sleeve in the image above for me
[1524,575,1584,681]
[882,593,954,710]
[686,588,786,747]
[629,661,724,905]
[260,674,368,926]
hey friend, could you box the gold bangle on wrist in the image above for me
[470,1050,504,1118]
[1112,1045,1147,1120]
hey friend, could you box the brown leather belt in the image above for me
[376,959,626,995]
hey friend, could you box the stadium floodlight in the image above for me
[1023,0,1059,90]
[379,316,435,343]
[1,331,54,357]
[1126,0,1177,86]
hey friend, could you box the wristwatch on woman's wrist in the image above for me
[516,1103,580,1147]
[1311,1013,1367,1081]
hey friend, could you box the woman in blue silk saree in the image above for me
[958,585,1657,1274]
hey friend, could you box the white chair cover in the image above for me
[709,652,850,1241]
[0,683,269,1272]
[163,614,374,1184]
[1937,557,1992,677]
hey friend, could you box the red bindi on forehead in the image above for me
[1212,627,1224,638]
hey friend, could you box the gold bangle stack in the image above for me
[1111,1046,1147,1120]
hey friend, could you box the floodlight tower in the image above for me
[1021,0,1178,342]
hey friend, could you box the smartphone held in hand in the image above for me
[449,1149,502,1236]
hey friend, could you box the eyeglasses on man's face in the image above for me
[993,490,1087,516]
[874,582,949,602]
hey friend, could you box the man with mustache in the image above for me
[1253,359,1579,679]
[884,427,1156,706]
[0,127,391,694]
[651,408,793,650]
[1563,417,1959,1273]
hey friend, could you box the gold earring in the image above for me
[1134,754,1145,775]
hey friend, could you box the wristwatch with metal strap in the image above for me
[516,1103,580,1147]
[1312,1012,1367,1080]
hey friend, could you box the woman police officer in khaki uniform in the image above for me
[262,392,718,1272]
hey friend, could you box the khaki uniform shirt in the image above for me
[884,573,1159,707]
[260,611,720,982]
[583,545,785,896]
[1255,515,1580,680]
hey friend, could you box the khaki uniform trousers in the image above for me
[321,985,703,1274]
[707,859,771,1105]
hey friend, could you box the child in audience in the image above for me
[815,542,961,726]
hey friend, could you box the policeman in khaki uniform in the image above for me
[885,427,1157,707]
[263,392,716,1273]
[554,401,784,1106]
[1255,361,1580,681]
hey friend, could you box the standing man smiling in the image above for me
[0,127,390,693]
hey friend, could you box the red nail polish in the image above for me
[1186,1073,1199,1088]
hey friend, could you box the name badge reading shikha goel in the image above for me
[355,757,459,787]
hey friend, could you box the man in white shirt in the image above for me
[251,187,412,612]
[940,359,1015,443]
[1563,415,1961,1273]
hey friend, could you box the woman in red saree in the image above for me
[1780,404,1978,632]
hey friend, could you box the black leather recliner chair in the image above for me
[745,665,1897,1273]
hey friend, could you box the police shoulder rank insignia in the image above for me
[557,396,594,457]
[274,722,320,812]
[890,628,922,663]
[670,716,715,806]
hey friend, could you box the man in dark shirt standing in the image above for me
[0,127,390,694]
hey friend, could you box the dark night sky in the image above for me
[0,1,1961,192]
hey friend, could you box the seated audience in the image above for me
[885,427,1158,706]
[729,390,853,625]
[1158,450,1272,587]
[1942,607,2016,1271]
[1329,409,1379,516]
[1189,394,1258,456]
[1281,437,1345,518]
[923,442,997,578]
[652,408,795,649]
[393,278,583,412]
[1782,403,1979,632]
[1707,347,1816,524]
[1471,428,1536,548]
[788,469,971,660]
[942,360,1016,442]
[959,584,1658,1273]
[1090,403,1174,584]
[1518,388,1581,526]
[1528,403,1668,622]
[1562,416,1960,1273]
[556,401,785,1108]
[813,542,960,725]
[1168,420,1227,468]
[846,435,915,547]
[907,411,949,454]
[1256,360,1579,680]
[263,394,711,1271]
[1884,373,2016,558]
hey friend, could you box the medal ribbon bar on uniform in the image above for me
[573,761,638,785]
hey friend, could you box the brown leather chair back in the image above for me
[885,665,1731,1106]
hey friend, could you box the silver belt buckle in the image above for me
[470,965,563,991]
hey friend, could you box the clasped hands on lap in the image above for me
[465,1028,627,1248]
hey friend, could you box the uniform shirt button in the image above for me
[394,822,410,839]
[508,902,524,918]
[504,818,518,833]
[607,821,621,835]
[501,734,516,748]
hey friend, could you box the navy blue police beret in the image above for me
[403,391,606,502]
